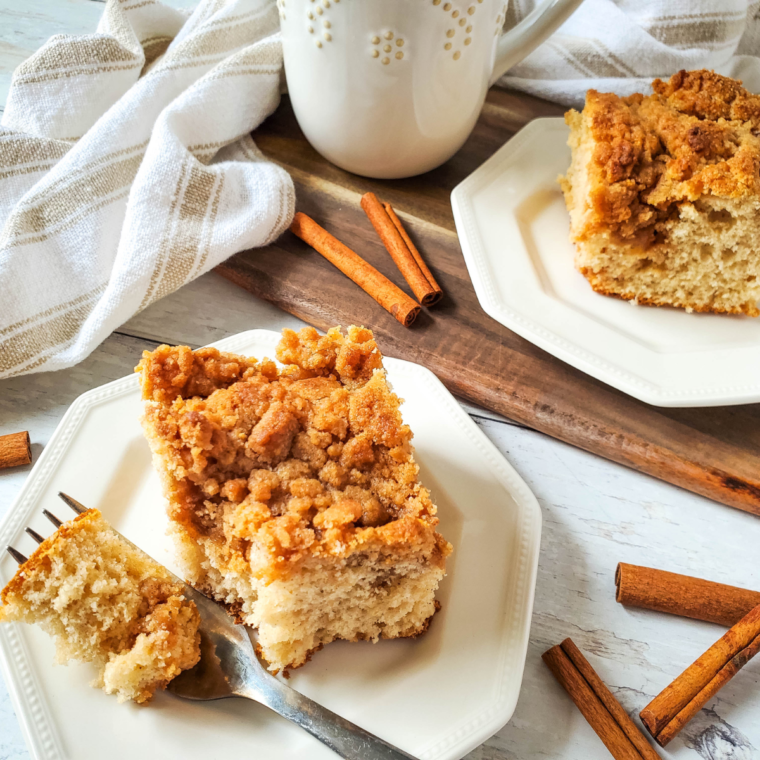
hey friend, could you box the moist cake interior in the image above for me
[0,509,201,703]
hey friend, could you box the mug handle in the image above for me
[489,0,584,86]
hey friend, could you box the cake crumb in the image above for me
[0,509,200,704]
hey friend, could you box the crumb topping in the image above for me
[566,70,760,244]
[136,327,447,580]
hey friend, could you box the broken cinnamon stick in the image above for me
[616,563,760,627]
[640,603,760,746]
[543,639,661,760]
[361,192,441,307]
[0,431,31,469]
[382,202,443,306]
[290,212,420,327]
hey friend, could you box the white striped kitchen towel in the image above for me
[499,0,760,106]
[0,0,294,378]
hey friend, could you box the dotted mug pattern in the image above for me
[300,0,341,48]
[432,0,481,60]
[370,30,405,65]
[281,0,509,61]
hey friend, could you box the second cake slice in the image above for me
[561,69,760,316]
[136,326,451,673]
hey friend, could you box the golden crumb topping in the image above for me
[565,70,760,244]
[138,345,265,403]
[136,327,448,580]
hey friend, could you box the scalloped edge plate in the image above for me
[0,329,541,760]
[452,117,760,407]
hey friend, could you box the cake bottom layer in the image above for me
[171,524,445,673]
[575,197,760,316]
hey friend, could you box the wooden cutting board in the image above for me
[217,88,760,518]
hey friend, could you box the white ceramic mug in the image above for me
[278,0,582,178]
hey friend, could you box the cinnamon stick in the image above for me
[361,193,441,307]
[640,604,760,746]
[290,212,420,327]
[543,639,661,760]
[616,563,760,627]
[382,202,443,306]
[0,431,31,469]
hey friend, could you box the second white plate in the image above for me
[0,329,542,760]
[452,117,760,407]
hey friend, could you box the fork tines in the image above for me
[5,546,28,564]
[57,492,88,515]
[5,493,89,565]
[42,509,62,528]
[25,527,45,544]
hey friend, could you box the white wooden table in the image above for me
[1,3,759,759]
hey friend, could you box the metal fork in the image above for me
[5,493,418,760]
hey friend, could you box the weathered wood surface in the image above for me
[219,88,760,518]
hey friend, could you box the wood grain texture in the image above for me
[218,87,760,518]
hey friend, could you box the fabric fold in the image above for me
[498,0,760,106]
[0,0,294,379]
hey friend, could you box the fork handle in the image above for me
[242,677,419,759]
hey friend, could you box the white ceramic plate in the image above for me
[0,330,542,760]
[451,117,760,407]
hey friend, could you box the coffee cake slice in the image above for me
[0,509,201,703]
[136,326,451,673]
[561,69,760,316]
